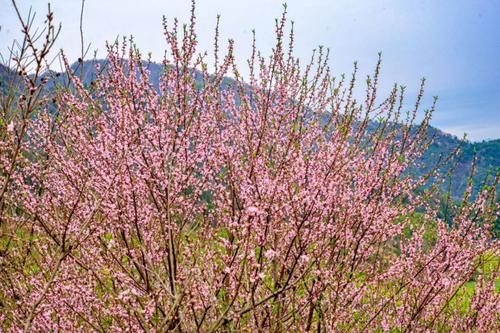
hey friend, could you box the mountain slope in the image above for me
[1,61,498,198]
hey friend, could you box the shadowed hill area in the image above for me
[1,61,498,198]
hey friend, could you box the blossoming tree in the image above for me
[0,2,498,332]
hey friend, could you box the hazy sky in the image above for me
[1,0,499,141]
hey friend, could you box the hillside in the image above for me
[1,61,498,198]
[418,127,499,197]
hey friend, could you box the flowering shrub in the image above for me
[0,3,498,332]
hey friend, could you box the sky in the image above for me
[0,0,499,141]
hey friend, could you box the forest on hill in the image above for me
[2,60,498,199]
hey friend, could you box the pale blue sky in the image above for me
[1,0,499,140]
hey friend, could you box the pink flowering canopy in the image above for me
[0,2,498,332]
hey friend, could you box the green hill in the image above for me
[1,61,498,198]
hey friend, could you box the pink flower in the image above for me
[246,206,262,215]
[6,121,14,132]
